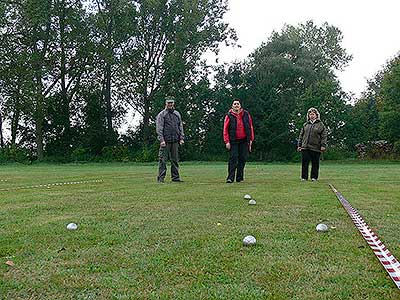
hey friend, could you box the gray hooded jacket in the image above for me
[156,109,184,143]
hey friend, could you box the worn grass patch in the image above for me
[0,162,399,299]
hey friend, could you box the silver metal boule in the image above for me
[243,235,256,246]
[248,199,256,205]
[316,223,328,232]
[66,223,78,230]
[244,194,252,200]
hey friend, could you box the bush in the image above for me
[355,140,394,159]
[323,147,355,160]
[102,145,129,162]
[134,145,158,162]
[71,147,91,162]
[393,140,400,157]
[0,146,32,164]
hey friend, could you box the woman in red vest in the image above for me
[223,99,255,183]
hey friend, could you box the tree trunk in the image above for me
[59,0,71,148]
[34,71,44,160]
[11,107,20,147]
[35,94,44,160]
[0,110,4,148]
[143,96,150,145]
[104,61,113,136]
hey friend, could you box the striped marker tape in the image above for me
[330,184,400,289]
[0,179,103,191]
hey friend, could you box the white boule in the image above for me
[243,235,256,246]
[248,199,256,205]
[244,194,252,200]
[66,223,78,230]
[316,223,328,232]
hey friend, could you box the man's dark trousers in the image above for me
[227,139,248,182]
[158,142,180,181]
[301,149,321,180]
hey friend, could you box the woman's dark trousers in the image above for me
[301,149,321,180]
[227,139,248,182]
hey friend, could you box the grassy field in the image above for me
[0,162,399,299]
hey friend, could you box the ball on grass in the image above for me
[67,223,78,230]
[243,235,256,246]
[248,199,256,205]
[244,194,252,200]
[316,223,328,232]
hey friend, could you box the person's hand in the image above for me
[225,143,231,150]
[321,146,326,152]
[297,146,302,152]
[179,139,184,145]
[160,141,166,147]
[249,141,253,152]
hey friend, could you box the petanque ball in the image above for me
[316,223,328,232]
[244,194,252,200]
[67,223,78,230]
[243,235,256,246]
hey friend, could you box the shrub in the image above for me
[71,147,91,162]
[0,146,32,164]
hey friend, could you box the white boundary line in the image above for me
[0,179,103,191]
[330,184,400,289]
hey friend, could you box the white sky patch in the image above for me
[215,0,400,98]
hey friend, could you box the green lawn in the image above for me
[1,162,399,299]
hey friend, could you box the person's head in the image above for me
[165,96,175,110]
[307,107,320,121]
[231,98,242,112]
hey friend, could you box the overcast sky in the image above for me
[216,0,400,98]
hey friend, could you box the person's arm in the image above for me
[321,123,327,151]
[223,115,231,150]
[156,111,165,144]
[176,111,185,144]
[248,112,255,152]
[223,115,230,144]
[248,113,255,142]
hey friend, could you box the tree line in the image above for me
[0,0,399,163]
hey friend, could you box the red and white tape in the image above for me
[330,184,400,289]
[0,179,103,191]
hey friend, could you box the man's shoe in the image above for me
[311,178,317,182]
[301,178,307,182]
[226,179,233,183]
[172,179,183,182]
[157,178,165,183]
[236,179,243,182]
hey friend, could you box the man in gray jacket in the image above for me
[156,96,185,183]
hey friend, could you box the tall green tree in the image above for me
[117,0,236,145]
[347,76,381,147]
[243,21,352,159]
[378,54,400,144]
[0,95,4,147]
[45,0,94,156]
[90,0,136,144]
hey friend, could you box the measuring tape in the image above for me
[330,184,400,289]
[0,179,103,191]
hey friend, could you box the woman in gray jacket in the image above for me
[297,107,327,181]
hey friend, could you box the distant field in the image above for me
[1,162,399,299]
